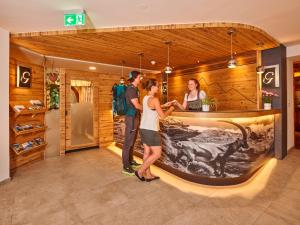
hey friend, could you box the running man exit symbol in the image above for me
[76,14,84,25]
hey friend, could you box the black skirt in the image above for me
[140,129,161,146]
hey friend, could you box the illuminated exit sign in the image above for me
[64,13,85,26]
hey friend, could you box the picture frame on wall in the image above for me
[261,64,280,88]
[16,64,32,88]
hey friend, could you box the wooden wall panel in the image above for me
[167,61,258,111]
[9,63,44,102]
[98,74,122,148]
[59,70,124,152]
[59,70,66,155]
[9,47,46,169]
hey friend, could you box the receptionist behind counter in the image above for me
[175,78,207,111]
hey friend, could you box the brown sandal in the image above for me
[135,171,145,181]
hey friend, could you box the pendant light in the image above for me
[227,28,237,69]
[164,41,172,74]
[138,52,144,80]
[120,60,125,83]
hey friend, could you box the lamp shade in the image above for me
[227,58,237,68]
[164,65,172,74]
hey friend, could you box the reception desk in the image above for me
[114,109,281,185]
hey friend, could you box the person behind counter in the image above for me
[135,79,175,182]
[175,78,206,111]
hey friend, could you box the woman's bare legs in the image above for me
[137,146,162,177]
[142,144,153,178]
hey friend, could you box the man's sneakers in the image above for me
[122,161,142,176]
[130,160,141,169]
[122,166,135,176]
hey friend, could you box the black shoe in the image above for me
[122,166,135,176]
[145,176,160,182]
[134,171,145,181]
[130,160,141,167]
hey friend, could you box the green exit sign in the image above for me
[64,13,85,26]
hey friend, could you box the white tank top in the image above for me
[140,95,159,131]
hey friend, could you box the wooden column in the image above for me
[59,70,66,155]
[257,50,262,109]
[262,44,287,159]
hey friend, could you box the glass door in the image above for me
[66,80,97,150]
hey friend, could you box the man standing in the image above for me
[122,71,143,175]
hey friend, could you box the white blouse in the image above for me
[140,96,159,131]
[184,90,207,101]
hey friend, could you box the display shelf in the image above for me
[10,126,47,136]
[10,143,47,156]
[9,100,47,170]
[13,108,47,118]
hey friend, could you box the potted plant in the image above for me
[202,97,215,112]
[262,90,278,110]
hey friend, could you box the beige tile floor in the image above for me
[1,148,300,225]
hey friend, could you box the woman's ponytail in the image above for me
[142,79,157,91]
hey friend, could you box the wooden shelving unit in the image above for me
[13,108,47,118]
[9,101,47,170]
[10,125,47,136]
[10,143,48,156]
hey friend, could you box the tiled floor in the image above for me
[1,148,300,225]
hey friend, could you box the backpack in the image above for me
[112,84,127,115]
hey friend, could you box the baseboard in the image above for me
[65,146,99,154]
[0,177,11,186]
[288,145,296,152]
[100,141,113,147]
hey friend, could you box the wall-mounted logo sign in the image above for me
[261,64,280,88]
[16,65,32,88]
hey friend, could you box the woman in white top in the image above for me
[135,79,175,182]
[176,78,206,111]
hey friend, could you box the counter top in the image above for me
[171,109,281,118]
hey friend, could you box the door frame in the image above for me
[60,70,100,154]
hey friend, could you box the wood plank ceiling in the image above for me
[10,23,279,71]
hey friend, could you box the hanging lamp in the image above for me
[227,28,237,69]
[138,52,144,79]
[120,60,125,83]
[164,41,172,74]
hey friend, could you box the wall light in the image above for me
[256,65,265,74]
[150,60,156,65]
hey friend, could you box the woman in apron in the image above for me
[176,78,206,111]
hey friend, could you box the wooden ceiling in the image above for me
[10,23,279,71]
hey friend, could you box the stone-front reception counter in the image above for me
[114,110,281,185]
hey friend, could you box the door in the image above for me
[294,63,300,148]
[65,79,99,151]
